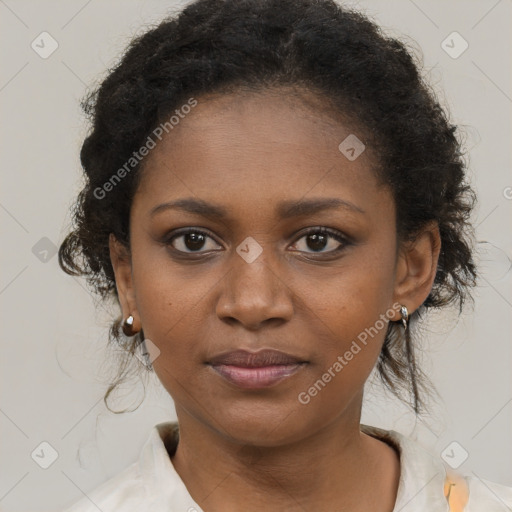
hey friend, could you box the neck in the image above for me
[169,400,400,512]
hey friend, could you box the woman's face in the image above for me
[111,89,434,446]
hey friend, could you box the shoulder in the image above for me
[464,474,512,511]
[443,466,512,511]
[62,461,149,512]
[62,422,184,512]
[361,424,512,511]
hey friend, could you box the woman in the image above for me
[59,0,512,510]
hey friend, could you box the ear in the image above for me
[109,234,141,333]
[392,221,441,319]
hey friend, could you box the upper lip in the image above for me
[207,349,307,367]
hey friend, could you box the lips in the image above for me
[208,349,306,367]
[207,349,307,389]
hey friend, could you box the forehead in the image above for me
[148,87,371,160]
[133,88,389,222]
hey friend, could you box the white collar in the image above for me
[360,424,449,511]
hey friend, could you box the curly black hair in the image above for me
[59,0,477,415]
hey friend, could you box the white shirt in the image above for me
[63,421,512,511]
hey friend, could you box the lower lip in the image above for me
[209,363,304,389]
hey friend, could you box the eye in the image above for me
[166,228,222,254]
[164,226,350,256]
[290,227,349,254]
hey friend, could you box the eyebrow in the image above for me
[150,197,365,219]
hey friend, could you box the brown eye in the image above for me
[167,229,222,254]
[291,228,348,254]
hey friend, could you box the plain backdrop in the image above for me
[1,0,511,510]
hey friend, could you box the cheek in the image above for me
[129,244,225,370]
[131,260,213,402]
[298,243,397,388]
[306,243,396,341]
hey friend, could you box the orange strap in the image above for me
[444,470,469,512]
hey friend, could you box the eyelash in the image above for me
[164,226,351,257]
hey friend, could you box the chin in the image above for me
[207,402,318,448]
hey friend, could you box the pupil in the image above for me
[308,233,327,251]
[185,232,205,251]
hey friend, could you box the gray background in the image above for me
[0,0,511,510]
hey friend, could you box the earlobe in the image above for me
[109,234,141,332]
[392,221,441,318]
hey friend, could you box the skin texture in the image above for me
[109,88,441,511]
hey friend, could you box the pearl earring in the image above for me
[400,305,409,331]
[122,315,135,336]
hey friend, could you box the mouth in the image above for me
[206,349,308,389]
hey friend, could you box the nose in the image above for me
[215,251,294,331]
